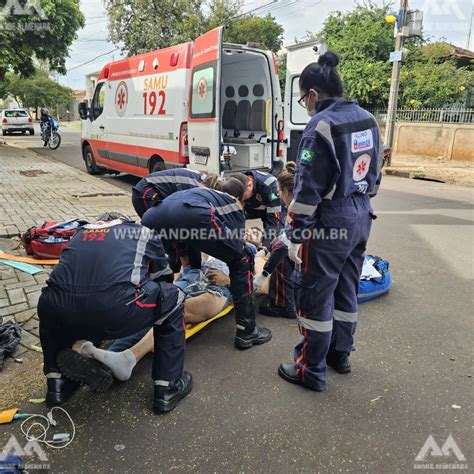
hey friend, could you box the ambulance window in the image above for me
[190,63,216,118]
[92,82,105,120]
[290,76,308,126]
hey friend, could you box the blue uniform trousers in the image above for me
[38,282,185,382]
[293,195,373,390]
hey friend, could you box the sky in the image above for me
[59,0,474,90]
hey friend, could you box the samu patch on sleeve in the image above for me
[300,149,315,163]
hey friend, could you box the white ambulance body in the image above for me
[79,27,285,177]
[283,39,327,163]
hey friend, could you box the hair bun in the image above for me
[285,161,296,174]
[318,51,339,68]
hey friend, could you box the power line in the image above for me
[231,0,279,19]
[66,48,119,72]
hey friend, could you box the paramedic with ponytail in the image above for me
[278,52,383,391]
[142,178,272,349]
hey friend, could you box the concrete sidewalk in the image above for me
[385,153,474,186]
[0,144,135,367]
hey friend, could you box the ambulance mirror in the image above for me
[78,102,89,120]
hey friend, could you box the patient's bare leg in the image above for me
[81,293,228,380]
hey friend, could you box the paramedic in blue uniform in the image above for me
[142,179,272,349]
[278,52,383,391]
[253,163,298,320]
[132,168,208,218]
[237,171,283,249]
[37,212,192,413]
[132,168,217,272]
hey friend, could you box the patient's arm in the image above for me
[206,270,230,287]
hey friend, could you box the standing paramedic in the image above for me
[278,52,383,392]
[37,213,192,413]
[142,178,272,349]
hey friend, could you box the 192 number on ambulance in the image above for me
[143,91,166,115]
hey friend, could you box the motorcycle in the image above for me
[40,116,61,150]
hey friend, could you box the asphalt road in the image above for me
[1,133,473,472]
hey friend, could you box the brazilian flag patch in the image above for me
[300,149,315,163]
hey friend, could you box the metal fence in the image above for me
[368,108,474,124]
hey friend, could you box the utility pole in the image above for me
[466,3,473,50]
[384,0,409,166]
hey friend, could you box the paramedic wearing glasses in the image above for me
[239,171,283,249]
[278,52,383,392]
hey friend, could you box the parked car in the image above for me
[1,109,34,136]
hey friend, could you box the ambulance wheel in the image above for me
[150,157,166,173]
[84,145,104,175]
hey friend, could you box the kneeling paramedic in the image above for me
[37,212,191,413]
[142,179,272,349]
[278,52,382,391]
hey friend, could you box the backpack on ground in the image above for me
[358,255,391,303]
[21,218,88,259]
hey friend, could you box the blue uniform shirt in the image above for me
[46,221,172,302]
[245,170,282,241]
[167,187,245,233]
[287,97,383,243]
[133,168,204,202]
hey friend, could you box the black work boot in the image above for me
[326,349,352,374]
[46,377,80,407]
[57,349,114,392]
[259,297,297,319]
[234,295,272,349]
[153,371,193,414]
[278,363,325,392]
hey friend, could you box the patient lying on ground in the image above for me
[79,257,233,381]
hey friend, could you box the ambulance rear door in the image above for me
[187,26,224,175]
[284,39,327,163]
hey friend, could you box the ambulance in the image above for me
[79,26,287,177]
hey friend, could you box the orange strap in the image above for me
[0,252,59,266]
[0,408,19,424]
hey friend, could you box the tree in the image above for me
[6,70,73,110]
[105,0,240,56]
[316,1,393,108]
[311,2,472,109]
[0,0,85,81]
[105,0,283,56]
[399,42,473,108]
[225,14,284,52]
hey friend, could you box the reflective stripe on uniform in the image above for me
[315,120,336,156]
[297,316,333,332]
[334,309,358,323]
[131,228,151,286]
[267,205,282,214]
[288,199,317,216]
[146,175,200,186]
[264,176,277,186]
[150,266,173,280]
[214,202,242,215]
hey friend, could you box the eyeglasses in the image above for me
[298,93,308,109]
